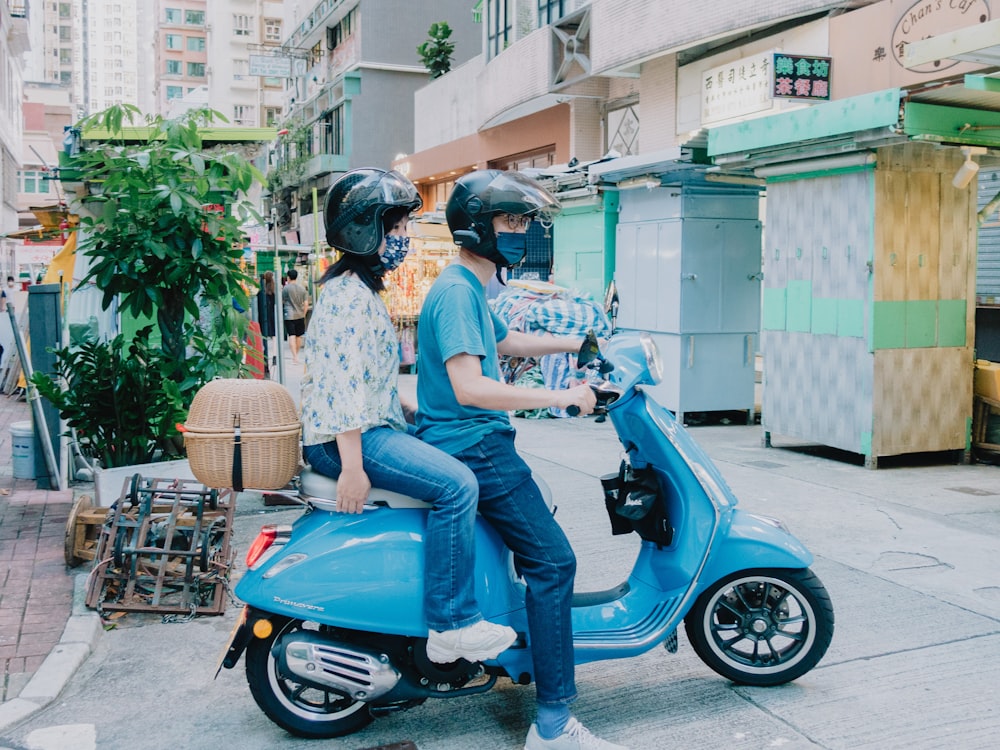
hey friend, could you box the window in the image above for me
[165,85,183,100]
[233,59,248,79]
[310,42,322,67]
[326,9,356,50]
[537,0,565,25]
[59,48,71,64]
[184,9,204,25]
[234,14,252,37]
[58,25,71,42]
[20,170,51,194]
[59,71,72,85]
[264,107,281,127]
[264,17,282,43]
[58,2,70,18]
[164,7,181,24]
[487,0,512,58]
[165,33,182,49]
[165,59,181,75]
[187,61,206,77]
[187,36,205,52]
[320,106,344,155]
[233,105,256,126]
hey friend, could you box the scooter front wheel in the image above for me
[685,567,834,686]
[245,616,373,738]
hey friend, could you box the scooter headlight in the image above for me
[640,333,664,385]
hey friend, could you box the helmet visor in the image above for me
[475,171,560,222]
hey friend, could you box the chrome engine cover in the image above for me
[277,631,400,701]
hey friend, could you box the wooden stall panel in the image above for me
[872,347,973,457]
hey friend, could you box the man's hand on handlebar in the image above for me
[559,383,597,417]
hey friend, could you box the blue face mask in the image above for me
[495,232,527,266]
[380,234,410,273]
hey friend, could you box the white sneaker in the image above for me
[425,620,517,663]
[524,718,628,750]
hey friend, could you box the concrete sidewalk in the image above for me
[0,389,101,729]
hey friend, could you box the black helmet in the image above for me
[445,170,560,266]
[324,168,422,256]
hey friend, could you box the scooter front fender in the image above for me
[234,507,517,636]
[697,509,813,587]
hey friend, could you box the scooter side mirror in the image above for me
[577,329,601,369]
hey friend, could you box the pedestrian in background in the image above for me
[281,267,310,364]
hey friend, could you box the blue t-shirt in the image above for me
[415,264,512,455]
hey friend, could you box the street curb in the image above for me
[0,574,102,734]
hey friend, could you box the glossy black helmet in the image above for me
[445,170,560,266]
[324,168,422,256]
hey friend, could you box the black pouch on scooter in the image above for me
[602,461,673,548]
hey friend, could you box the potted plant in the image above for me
[32,105,265,488]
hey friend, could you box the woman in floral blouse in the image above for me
[300,169,517,665]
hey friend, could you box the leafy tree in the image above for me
[417,22,455,79]
[32,104,266,463]
[73,104,263,396]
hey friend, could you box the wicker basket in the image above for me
[184,379,301,490]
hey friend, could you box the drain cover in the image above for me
[744,460,787,469]
[945,486,998,496]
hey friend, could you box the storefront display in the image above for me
[382,216,459,370]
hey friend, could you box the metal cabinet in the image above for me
[614,184,763,422]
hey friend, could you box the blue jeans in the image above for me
[303,426,481,632]
[454,430,578,707]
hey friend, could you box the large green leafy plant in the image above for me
[33,105,265,466]
[33,329,186,467]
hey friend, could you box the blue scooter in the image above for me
[218,331,834,739]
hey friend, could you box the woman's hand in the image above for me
[336,466,371,514]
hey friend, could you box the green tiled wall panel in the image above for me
[837,299,866,338]
[762,287,787,330]
[786,280,812,332]
[811,297,838,335]
[938,299,968,347]
[872,301,906,349]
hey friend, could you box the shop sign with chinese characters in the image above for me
[701,51,775,126]
[772,54,831,101]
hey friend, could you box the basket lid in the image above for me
[185,379,299,432]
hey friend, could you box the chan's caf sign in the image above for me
[893,0,991,73]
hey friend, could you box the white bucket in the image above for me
[10,420,35,480]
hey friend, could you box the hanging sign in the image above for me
[772,54,831,101]
[701,51,775,126]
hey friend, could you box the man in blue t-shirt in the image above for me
[417,171,626,750]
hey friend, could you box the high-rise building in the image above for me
[72,0,143,117]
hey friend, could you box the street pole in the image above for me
[272,206,285,385]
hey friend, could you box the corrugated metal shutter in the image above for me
[976,169,1000,304]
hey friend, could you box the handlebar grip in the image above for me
[566,405,580,417]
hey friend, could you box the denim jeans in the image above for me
[454,430,578,707]
[303,426,481,631]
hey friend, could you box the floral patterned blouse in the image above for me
[300,273,406,446]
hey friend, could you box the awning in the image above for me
[708,80,1000,173]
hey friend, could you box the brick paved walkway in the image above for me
[0,391,75,703]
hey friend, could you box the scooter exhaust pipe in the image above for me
[276,631,401,701]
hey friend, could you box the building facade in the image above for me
[269,0,481,245]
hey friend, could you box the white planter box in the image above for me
[93,459,197,507]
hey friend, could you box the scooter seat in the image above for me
[299,468,554,512]
[299,468,432,509]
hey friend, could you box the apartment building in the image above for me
[72,0,145,116]
[24,0,75,88]
[270,0,480,242]
[1,1,28,239]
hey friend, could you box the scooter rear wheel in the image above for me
[685,567,834,686]
[245,616,374,738]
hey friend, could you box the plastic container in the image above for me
[10,421,35,480]
[974,360,1000,402]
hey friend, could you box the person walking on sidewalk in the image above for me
[282,268,310,364]
[301,168,516,664]
[416,170,626,750]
